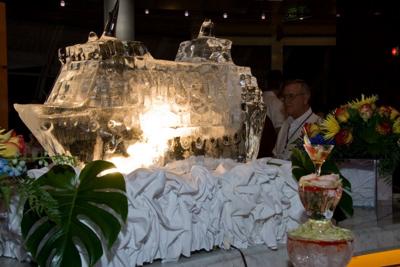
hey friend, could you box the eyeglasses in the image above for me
[280,93,305,102]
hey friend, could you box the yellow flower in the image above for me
[394,118,400,134]
[347,94,378,109]
[0,128,13,143]
[390,107,400,121]
[321,114,341,140]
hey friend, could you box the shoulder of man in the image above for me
[309,112,322,123]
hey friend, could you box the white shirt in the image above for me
[273,108,321,160]
[262,91,285,130]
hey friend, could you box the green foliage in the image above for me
[0,154,77,212]
[291,148,354,222]
[0,173,12,209]
[21,160,128,267]
[18,177,61,224]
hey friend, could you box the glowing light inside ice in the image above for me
[110,104,194,173]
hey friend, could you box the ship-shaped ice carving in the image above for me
[14,5,266,173]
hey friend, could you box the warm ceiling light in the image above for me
[145,9,149,15]
[261,13,266,20]
[60,0,65,7]
[184,10,189,17]
[223,12,228,19]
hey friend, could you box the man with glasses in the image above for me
[272,79,321,160]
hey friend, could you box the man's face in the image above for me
[281,83,310,119]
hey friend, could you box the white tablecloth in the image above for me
[0,157,303,266]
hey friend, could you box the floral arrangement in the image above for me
[0,127,76,209]
[0,127,128,267]
[306,95,400,173]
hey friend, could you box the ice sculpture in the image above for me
[14,18,266,173]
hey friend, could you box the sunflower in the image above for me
[347,94,378,109]
[321,114,341,140]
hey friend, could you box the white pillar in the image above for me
[104,0,135,41]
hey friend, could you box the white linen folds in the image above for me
[0,157,303,266]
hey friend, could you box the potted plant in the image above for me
[320,95,400,173]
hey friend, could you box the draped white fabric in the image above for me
[0,157,303,266]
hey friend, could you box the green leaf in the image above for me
[0,184,12,210]
[21,160,128,267]
[291,148,315,181]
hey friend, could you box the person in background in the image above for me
[262,70,286,133]
[257,70,286,158]
[273,79,321,160]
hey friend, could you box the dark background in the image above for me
[2,0,400,134]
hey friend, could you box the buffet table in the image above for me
[142,201,400,267]
[0,157,304,266]
[2,203,400,267]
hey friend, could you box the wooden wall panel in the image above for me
[0,3,7,129]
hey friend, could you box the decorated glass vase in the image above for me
[287,173,354,267]
[303,143,334,176]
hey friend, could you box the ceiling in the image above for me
[4,0,337,36]
[4,0,400,127]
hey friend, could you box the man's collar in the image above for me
[290,108,312,124]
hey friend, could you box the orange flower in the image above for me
[335,129,353,145]
[376,122,392,135]
[359,103,373,121]
[335,107,350,123]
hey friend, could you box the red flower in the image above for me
[376,122,392,135]
[378,106,391,118]
[335,129,353,145]
[335,107,350,123]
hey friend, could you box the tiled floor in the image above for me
[1,201,400,267]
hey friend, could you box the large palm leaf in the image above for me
[21,160,128,267]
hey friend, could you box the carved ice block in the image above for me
[14,22,266,173]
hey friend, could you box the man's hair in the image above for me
[283,79,311,96]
